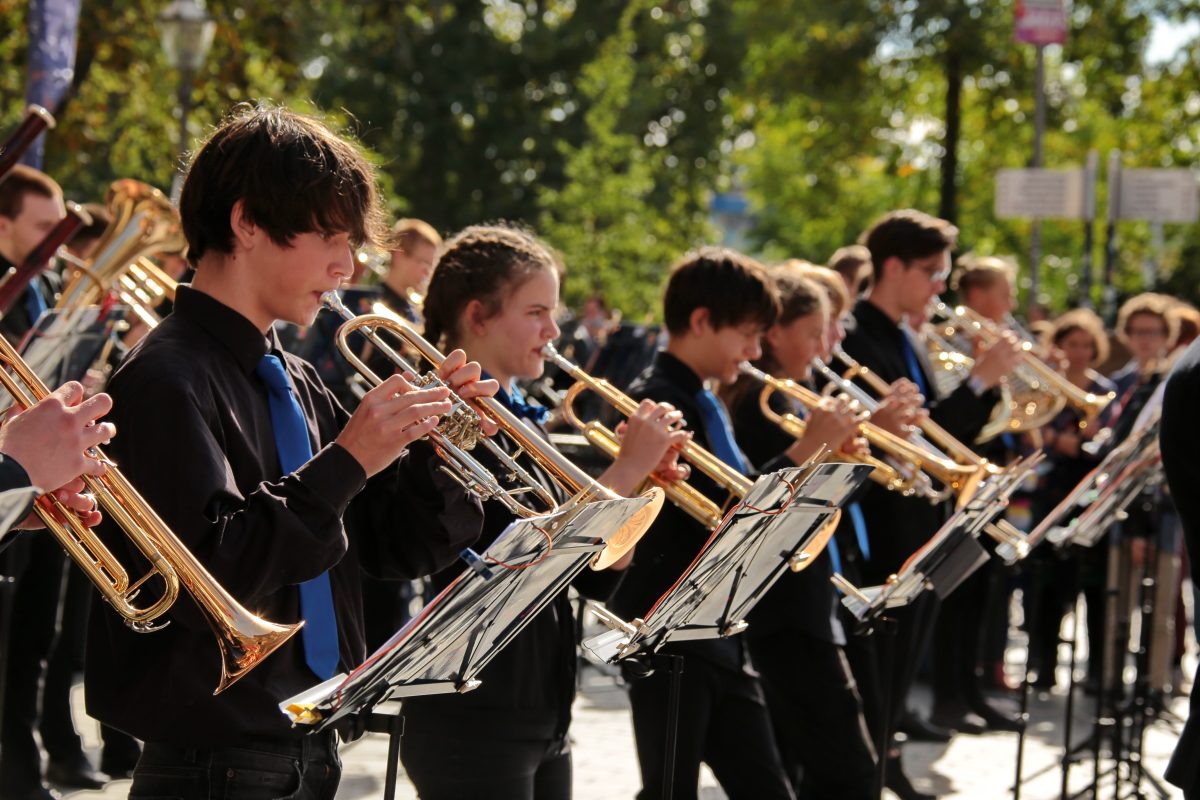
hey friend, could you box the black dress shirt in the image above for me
[728,380,846,645]
[1161,338,1200,794]
[398,394,620,741]
[84,286,482,748]
[841,299,997,580]
[608,351,778,674]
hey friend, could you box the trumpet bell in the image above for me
[590,487,665,570]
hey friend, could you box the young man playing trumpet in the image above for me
[840,210,1021,799]
[84,105,497,800]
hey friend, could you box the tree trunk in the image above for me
[939,47,962,225]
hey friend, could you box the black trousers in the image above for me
[746,631,878,800]
[0,536,66,792]
[627,656,795,800]
[129,733,340,800]
[401,730,571,800]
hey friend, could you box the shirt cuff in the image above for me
[293,443,367,516]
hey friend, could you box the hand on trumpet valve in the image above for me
[969,330,1022,389]
[337,373,454,477]
[437,348,501,436]
[792,395,861,461]
[0,381,115,492]
[14,478,102,530]
[613,400,693,485]
[871,380,924,437]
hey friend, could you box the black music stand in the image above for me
[834,453,1042,627]
[584,461,870,661]
[579,461,871,800]
[279,493,656,800]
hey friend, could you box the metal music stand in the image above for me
[279,493,656,800]
[582,461,871,662]
[578,461,870,800]
[19,304,131,387]
[833,453,1043,627]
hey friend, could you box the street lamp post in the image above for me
[157,0,216,200]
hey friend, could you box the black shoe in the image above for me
[929,708,987,736]
[884,763,938,800]
[897,713,954,743]
[968,700,1024,733]
[0,785,62,800]
[45,756,105,790]
[99,751,139,781]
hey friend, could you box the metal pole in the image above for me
[170,66,194,203]
[1028,44,1045,318]
[1080,150,1098,309]
[1103,150,1122,326]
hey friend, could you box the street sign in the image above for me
[1117,169,1199,223]
[995,167,1087,220]
[1015,0,1068,46]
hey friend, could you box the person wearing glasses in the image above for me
[838,209,1020,800]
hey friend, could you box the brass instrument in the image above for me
[920,323,1018,442]
[57,252,178,329]
[56,180,186,312]
[0,336,300,694]
[543,345,840,571]
[323,294,663,570]
[740,362,950,502]
[545,343,749,531]
[820,347,996,504]
[933,303,1114,434]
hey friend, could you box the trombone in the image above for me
[0,336,300,694]
[323,294,664,570]
[542,345,840,572]
[739,361,956,503]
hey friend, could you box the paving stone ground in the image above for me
[62,622,1190,799]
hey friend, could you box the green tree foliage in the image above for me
[2,1,1195,320]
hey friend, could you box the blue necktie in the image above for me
[24,285,47,326]
[256,354,340,680]
[693,388,750,473]
[848,502,870,561]
[900,333,929,397]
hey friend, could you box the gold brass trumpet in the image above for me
[934,303,1115,433]
[822,347,996,505]
[544,347,839,571]
[740,362,958,502]
[324,295,664,570]
[0,336,301,694]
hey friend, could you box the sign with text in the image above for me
[1015,0,1068,45]
[1117,169,1199,223]
[995,167,1087,220]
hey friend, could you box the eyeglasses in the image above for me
[912,263,951,283]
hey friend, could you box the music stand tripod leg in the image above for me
[654,653,685,800]
[363,706,406,800]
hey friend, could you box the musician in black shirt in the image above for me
[721,265,877,799]
[840,210,1019,799]
[84,106,497,800]
[609,247,799,800]
[397,224,687,800]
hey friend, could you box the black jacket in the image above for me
[841,299,997,581]
[1162,339,1200,794]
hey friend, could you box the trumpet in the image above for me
[739,362,945,502]
[818,347,996,504]
[323,294,663,570]
[543,346,843,572]
[933,303,1115,434]
[0,336,300,694]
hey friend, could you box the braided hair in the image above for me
[423,223,561,351]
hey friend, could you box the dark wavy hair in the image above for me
[179,104,391,266]
[662,246,779,337]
